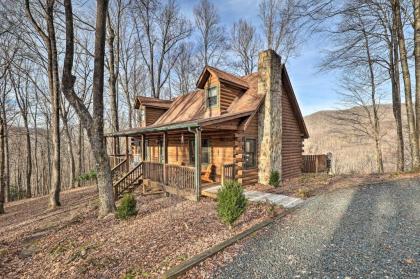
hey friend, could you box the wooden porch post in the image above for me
[141,134,145,161]
[125,136,129,172]
[113,136,117,167]
[194,128,202,201]
[163,132,168,185]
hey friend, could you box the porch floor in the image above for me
[201,185,304,209]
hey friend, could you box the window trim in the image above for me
[206,86,219,109]
[244,138,257,169]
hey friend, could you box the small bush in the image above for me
[117,194,137,219]
[269,170,280,187]
[296,188,312,198]
[88,170,97,180]
[217,180,247,227]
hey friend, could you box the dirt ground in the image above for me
[0,186,274,279]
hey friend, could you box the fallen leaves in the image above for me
[0,186,273,278]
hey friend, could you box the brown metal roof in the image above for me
[196,66,249,90]
[134,96,173,109]
[109,65,308,138]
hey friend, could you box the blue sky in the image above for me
[179,0,341,116]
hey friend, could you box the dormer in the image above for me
[196,66,249,117]
[134,96,172,127]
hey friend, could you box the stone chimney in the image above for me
[257,49,283,184]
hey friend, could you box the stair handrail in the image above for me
[111,158,128,180]
[113,162,143,197]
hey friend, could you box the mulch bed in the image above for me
[0,186,277,279]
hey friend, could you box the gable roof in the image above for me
[196,66,249,90]
[134,96,173,109]
[282,67,309,138]
[108,65,308,138]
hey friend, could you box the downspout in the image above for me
[188,126,202,201]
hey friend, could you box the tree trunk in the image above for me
[45,0,61,208]
[23,117,32,198]
[62,118,76,188]
[107,17,120,153]
[391,18,405,171]
[415,0,420,161]
[61,0,115,217]
[394,0,419,168]
[2,102,9,202]
[77,121,83,187]
[363,26,384,173]
[0,112,5,214]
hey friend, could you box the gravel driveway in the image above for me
[215,180,419,278]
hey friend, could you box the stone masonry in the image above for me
[257,49,283,184]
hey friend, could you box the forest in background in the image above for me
[1,0,420,216]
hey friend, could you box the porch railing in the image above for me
[302,154,331,173]
[165,164,195,190]
[143,162,164,183]
[222,163,235,183]
[143,162,195,192]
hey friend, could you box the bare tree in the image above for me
[10,62,33,196]
[230,19,261,75]
[172,42,198,95]
[61,0,115,216]
[25,0,61,208]
[193,0,225,67]
[415,0,420,158]
[392,0,418,168]
[258,0,301,61]
[321,6,385,173]
[131,0,191,99]
[106,0,126,153]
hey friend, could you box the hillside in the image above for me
[303,104,410,174]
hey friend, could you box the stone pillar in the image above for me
[257,49,283,184]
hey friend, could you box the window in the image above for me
[207,86,218,108]
[202,139,210,164]
[139,106,145,126]
[144,139,149,161]
[189,139,211,164]
[244,139,256,169]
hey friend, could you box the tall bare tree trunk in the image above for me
[26,0,62,206]
[62,0,115,216]
[23,117,32,198]
[77,121,83,187]
[362,26,384,173]
[45,0,62,208]
[391,16,405,171]
[393,0,419,168]
[415,0,420,161]
[107,13,120,153]
[0,111,5,213]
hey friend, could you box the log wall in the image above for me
[281,83,304,179]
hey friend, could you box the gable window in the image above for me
[244,138,256,169]
[189,139,211,164]
[207,86,218,108]
[139,106,145,126]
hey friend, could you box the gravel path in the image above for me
[216,180,420,278]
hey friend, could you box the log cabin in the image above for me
[107,49,309,200]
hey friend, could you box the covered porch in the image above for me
[107,120,241,200]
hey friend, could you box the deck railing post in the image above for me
[193,128,201,201]
[163,132,168,185]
